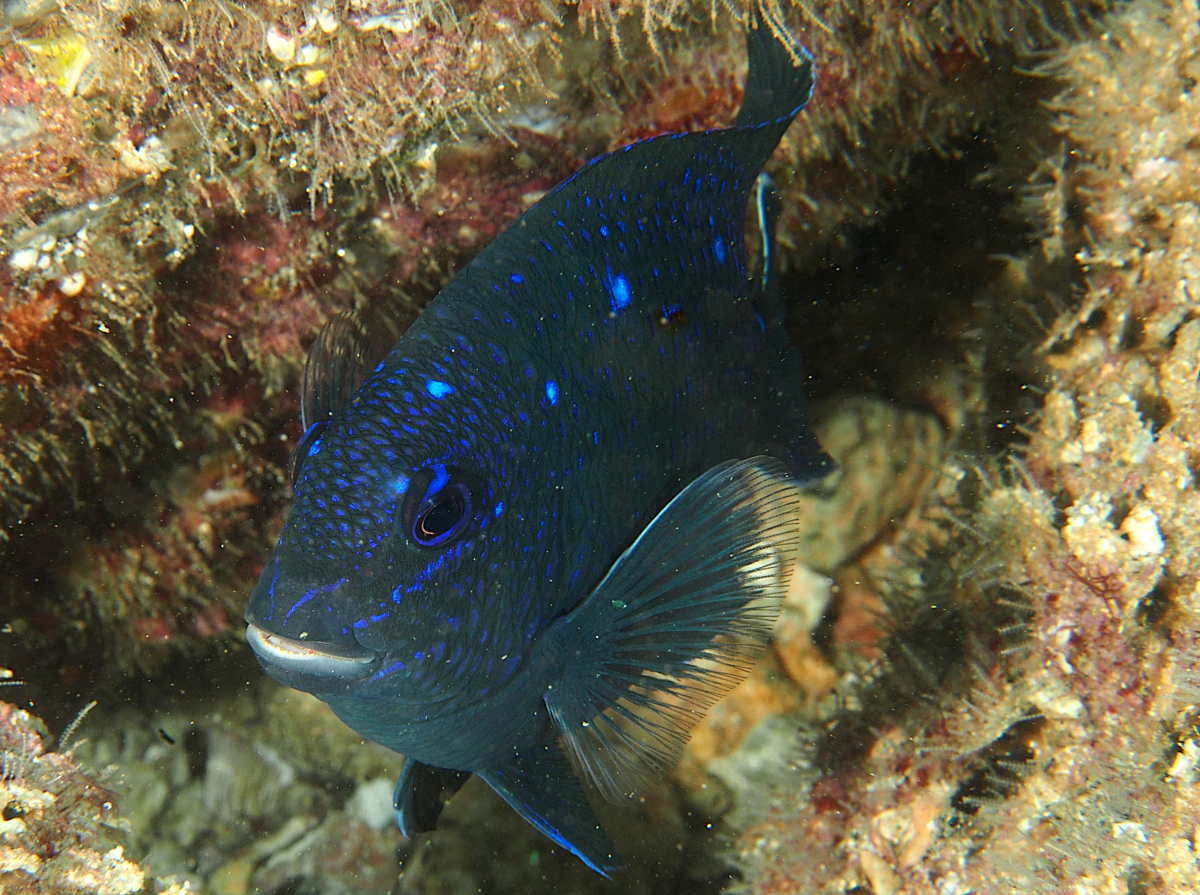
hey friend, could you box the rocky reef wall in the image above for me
[8,1,1196,894]
[737,1,1200,891]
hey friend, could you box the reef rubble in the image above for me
[0,695,149,895]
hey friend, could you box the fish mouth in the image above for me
[246,624,377,679]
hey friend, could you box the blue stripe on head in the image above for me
[372,659,406,681]
[283,577,348,623]
[265,554,281,619]
[428,464,450,494]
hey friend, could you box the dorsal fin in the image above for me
[291,311,391,484]
[427,11,815,329]
[300,310,390,430]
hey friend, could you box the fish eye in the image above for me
[414,486,470,545]
[289,421,328,484]
[405,466,478,548]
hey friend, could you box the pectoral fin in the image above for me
[545,457,801,803]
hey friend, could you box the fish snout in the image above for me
[245,622,378,689]
[245,554,379,687]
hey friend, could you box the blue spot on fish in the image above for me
[426,380,454,399]
[607,268,631,312]
[545,381,559,406]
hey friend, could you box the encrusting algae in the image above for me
[6,0,1200,892]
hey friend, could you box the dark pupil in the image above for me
[418,495,463,539]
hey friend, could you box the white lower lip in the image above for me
[246,624,376,677]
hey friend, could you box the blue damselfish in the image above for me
[245,16,828,876]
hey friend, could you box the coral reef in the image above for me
[731,1,1200,892]
[14,0,1200,891]
[0,699,148,895]
[65,679,408,895]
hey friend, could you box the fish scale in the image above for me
[246,14,829,876]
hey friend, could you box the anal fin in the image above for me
[545,457,802,803]
[478,743,622,878]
